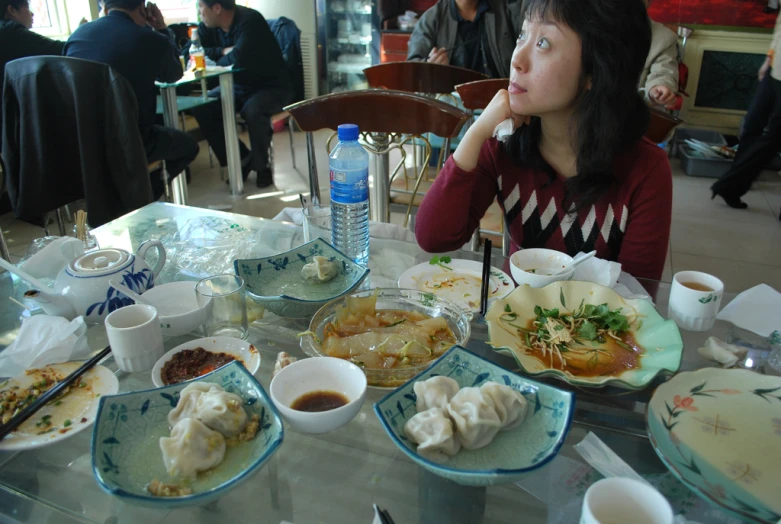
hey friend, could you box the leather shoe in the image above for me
[711,189,748,209]
[256,168,274,188]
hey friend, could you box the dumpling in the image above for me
[404,408,460,463]
[167,382,214,428]
[160,418,226,480]
[414,376,460,412]
[301,256,340,283]
[446,387,502,450]
[194,387,248,437]
[480,382,528,430]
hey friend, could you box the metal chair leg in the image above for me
[0,225,10,262]
[502,217,511,257]
[55,208,67,236]
[161,161,171,202]
[470,230,481,252]
[288,116,296,170]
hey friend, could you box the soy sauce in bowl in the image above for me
[291,390,348,412]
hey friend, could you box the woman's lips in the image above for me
[508,82,527,94]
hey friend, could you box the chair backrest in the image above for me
[286,89,469,138]
[363,62,488,95]
[644,106,683,144]
[2,56,151,227]
[455,78,509,111]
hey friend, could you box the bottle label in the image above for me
[330,167,369,204]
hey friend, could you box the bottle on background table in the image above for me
[189,29,205,71]
[329,124,369,266]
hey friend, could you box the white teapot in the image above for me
[21,240,166,323]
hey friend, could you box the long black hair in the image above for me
[505,0,652,211]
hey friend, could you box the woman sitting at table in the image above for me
[415,0,672,281]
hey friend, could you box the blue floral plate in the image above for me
[374,346,574,486]
[91,362,283,508]
[234,239,370,318]
[647,368,781,523]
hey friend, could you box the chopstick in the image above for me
[0,346,112,441]
[75,210,88,242]
[8,296,30,310]
[480,239,492,316]
[373,505,395,524]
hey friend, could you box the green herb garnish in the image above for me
[63,419,72,427]
[429,255,453,271]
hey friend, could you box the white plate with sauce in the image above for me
[0,362,119,451]
[398,259,516,313]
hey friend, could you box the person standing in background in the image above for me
[710,11,781,209]
[64,0,199,200]
[639,0,679,108]
[406,0,522,78]
[189,0,291,188]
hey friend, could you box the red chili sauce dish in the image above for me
[160,347,245,385]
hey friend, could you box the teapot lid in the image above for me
[70,249,131,275]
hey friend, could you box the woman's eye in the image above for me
[537,37,550,49]
[517,30,526,42]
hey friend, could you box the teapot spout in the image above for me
[23,289,77,320]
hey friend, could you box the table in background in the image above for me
[157,68,245,203]
[0,203,745,523]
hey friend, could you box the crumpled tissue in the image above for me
[0,315,91,377]
[697,336,747,368]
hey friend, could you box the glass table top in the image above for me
[156,67,240,89]
[0,203,750,523]
[156,96,218,115]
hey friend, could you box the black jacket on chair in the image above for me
[1,56,153,227]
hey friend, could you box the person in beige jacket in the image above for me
[639,0,679,107]
[710,11,781,209]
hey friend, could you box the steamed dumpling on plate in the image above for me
[167,382,214,427]
[194,387,248,437]
[404,407,460,463]
[479,382,528,430]
[414,376,460,412]
[301,256,340,283]
[446,387,502,450]
[160,418,226,480]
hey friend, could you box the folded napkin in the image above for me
[272,207,418,243]
[716,284,781,337]
[573,253,621,288]
[19,236,84,280]
[493,118,516,140]
[0,315,90,377]
[697,337,747,368]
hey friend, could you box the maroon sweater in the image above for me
[415,137,672,280]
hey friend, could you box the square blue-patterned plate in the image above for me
[91,361,284,508]
[374,345,574,486]
[234,239,370,318]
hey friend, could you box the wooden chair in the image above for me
[645,106,683,144]
[285,89,469,225]
[363,62,488,220]
[455,78,512,256]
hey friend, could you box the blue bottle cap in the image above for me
[337,124,360,141]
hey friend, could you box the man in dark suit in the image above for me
[190,0,291,188]
[64,0,199,199]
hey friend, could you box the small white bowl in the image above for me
[509,249,574,288]
[270,357,367,434]
[143,281,212,337]
[151,336,261,387]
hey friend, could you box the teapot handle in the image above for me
[137,240,166,278]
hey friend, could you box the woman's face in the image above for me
[508,19,585,118]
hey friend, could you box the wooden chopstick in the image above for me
[0,346,112,441]
[480,239,492,316]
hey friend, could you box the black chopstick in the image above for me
[380,509,395,524]
[480,239,492,316]
[0,346,112,441]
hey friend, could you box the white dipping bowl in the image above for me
[142,281,211,337]
[269,357,367,434]
[509,249,574,288]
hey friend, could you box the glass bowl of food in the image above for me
[300,288,472,388]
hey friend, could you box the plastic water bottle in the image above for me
[330,124,370,266]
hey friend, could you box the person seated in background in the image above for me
[64,0,199,200]
[189,0,291,188]
[0,0,64,92]
[640,0,679,108]
[415,0,672,281]
[406,0,522,78]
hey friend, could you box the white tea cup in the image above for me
[581,478,673,524]
[668,271,724,332]
[105,304,165,372]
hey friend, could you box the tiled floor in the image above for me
[2,127,781,294]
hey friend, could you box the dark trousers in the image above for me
[712,72,781,198]
[143,124,199,199]
[190,86,291,173]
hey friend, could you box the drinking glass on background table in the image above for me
[196,274,248,339]
[303,204,332,243]
[581,478,673,524]
[668,271,724,332]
